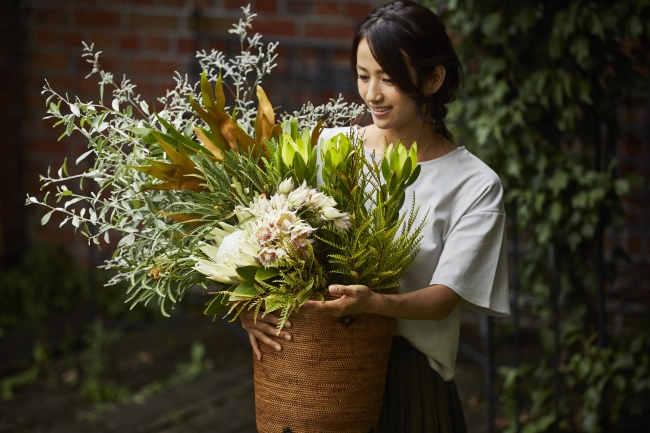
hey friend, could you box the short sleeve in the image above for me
[430,210,510,317]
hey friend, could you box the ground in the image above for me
[0,317,488,433]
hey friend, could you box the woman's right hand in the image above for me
[239,309,292,360]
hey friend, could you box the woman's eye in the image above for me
[357,75,369,81]
[382,78,393,85]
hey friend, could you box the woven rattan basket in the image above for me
[253,309,395,433]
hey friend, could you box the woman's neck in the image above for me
[359,123,456,162]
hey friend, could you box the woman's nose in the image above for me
[365,79,383,103]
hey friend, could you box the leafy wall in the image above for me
[423,0,650,431]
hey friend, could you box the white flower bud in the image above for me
[333,214,351,230]
[308,192,327,208]
[321,196,337,208]
[321,206,345,220]
[278,178,293,195]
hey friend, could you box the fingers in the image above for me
[240,309,292,358]
[250,328,283,354]
[259,311,292,329]
[329,284,367,297]
[248,332,262,361]
[302,298,349,317]
[302,285,372,316]
[242,314,291,339]
[242,309,292,329]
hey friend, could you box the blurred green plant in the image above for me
[0,244,158,401]
[1,341,48,400]
[0,244,88,331]
[424,0,650,431]
[76,337,207,422]
[80,318,129,403]
[79,318,207,405]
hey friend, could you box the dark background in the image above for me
[1,1,649,432]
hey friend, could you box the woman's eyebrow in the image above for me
[356,65,385,74]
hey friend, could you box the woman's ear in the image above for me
[425,65,447,95]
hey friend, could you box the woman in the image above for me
[240,1,510,431]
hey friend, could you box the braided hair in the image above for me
[351,1,462,142]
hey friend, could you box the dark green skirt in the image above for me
[378,336,468,433]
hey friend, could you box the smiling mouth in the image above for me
[370,106,393,115]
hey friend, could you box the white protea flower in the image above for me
[193,230,260,283]
[278,178,293,195]
[210,222,237,245]
[193,257,240,284]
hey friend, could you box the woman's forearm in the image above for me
[368,284,460,321]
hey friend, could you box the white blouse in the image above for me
[320,127,510,381]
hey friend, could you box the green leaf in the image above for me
[215,72,225,111]
[629,15,643,36]
[289,117,299,141]
[200,70,215,109]
[65,119,74,136]
[204,293,228,318]
[41,209,55,225]
[128,127,159,145]
[405,164,421,187]
[401,157,412,182]
[236,265,259,285]
[76,149,94,165]
[69,103,80,117]
[381,156,390,181]
[154,112,206,155]
[256,267,279,281]
[118,233,135,247]
[61,158,69,177]
[281,134,297,167]
[228,281,261,301]
[293,151,306,183]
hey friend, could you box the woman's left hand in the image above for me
[301,285,377,317]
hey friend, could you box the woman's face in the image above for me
[356,38,419,131]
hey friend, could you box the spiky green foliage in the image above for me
[318,130,426,291]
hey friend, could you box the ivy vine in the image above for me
[424,1,650,431]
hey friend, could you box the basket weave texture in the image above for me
[253,310,395,433]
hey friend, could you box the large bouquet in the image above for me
[27,6,425,331]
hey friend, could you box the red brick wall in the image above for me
[12,0,383,266]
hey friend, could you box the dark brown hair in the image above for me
[351,0,462,141]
